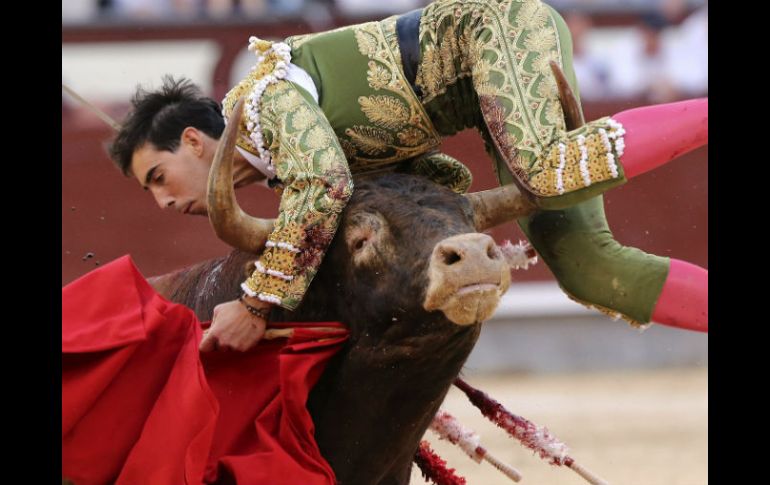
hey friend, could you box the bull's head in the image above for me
[205,98,538,332]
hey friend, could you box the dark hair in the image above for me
[109,75,225,175]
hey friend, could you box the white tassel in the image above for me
[499,240,538,270]
[222,38,292,171]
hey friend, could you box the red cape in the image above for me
[62,255,349,485]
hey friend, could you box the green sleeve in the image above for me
[242,80,354,311]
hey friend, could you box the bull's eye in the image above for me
[346,213,387,262]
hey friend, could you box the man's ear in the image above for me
[181,127,204,157]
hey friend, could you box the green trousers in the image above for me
[489,3,669,324]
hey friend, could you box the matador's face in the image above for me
[130,131,213,217]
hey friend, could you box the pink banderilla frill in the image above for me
[454,378,610,485]
[430,410,522,482]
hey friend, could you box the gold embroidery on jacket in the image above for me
[358,95,410,130]
[416,0,565,163]
[244,81,354,310]
[346,19,441,165]
[416,0,624,197]
[346,126,393,156]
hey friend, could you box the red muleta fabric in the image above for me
[62,255,349,485]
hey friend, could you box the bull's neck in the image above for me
[309,317,481,484]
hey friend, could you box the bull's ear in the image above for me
[207,96,275,252]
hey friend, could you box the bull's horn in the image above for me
[207,96,274,252]
[464,184,536,231]
[466,63,585,231]
[549,61,585,130]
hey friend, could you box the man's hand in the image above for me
[199,297,271,352]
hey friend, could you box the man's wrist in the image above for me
[241,294,274,309]
[239,294,273,319]
[240,293,275,311]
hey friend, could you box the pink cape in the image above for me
[62,255,349,485]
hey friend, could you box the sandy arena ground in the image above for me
[409,367,707,485]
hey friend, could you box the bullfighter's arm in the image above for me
[240,80,354,311]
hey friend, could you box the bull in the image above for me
[149,174,531,484]
[148,65,582,484]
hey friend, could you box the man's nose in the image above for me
[153,191,175,210]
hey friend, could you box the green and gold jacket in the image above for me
[223,12,463,310]
[223,0,634,314]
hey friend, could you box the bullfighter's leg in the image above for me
[478,2,707,330]
[488,143,707,331]
[469,0,706,211]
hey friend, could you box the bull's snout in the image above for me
[423,233,511,325]
[433,234,501,271]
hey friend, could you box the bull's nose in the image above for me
[423,233,510,325]
[434,233,501,268]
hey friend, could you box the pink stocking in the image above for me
[652,259,708,332]
[614,98,708,179]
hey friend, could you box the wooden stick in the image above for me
[62,83,121,131]
[201,326,341,341]
[480,451,522,482]
[565,459,610,485]
[264,326,342,339]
